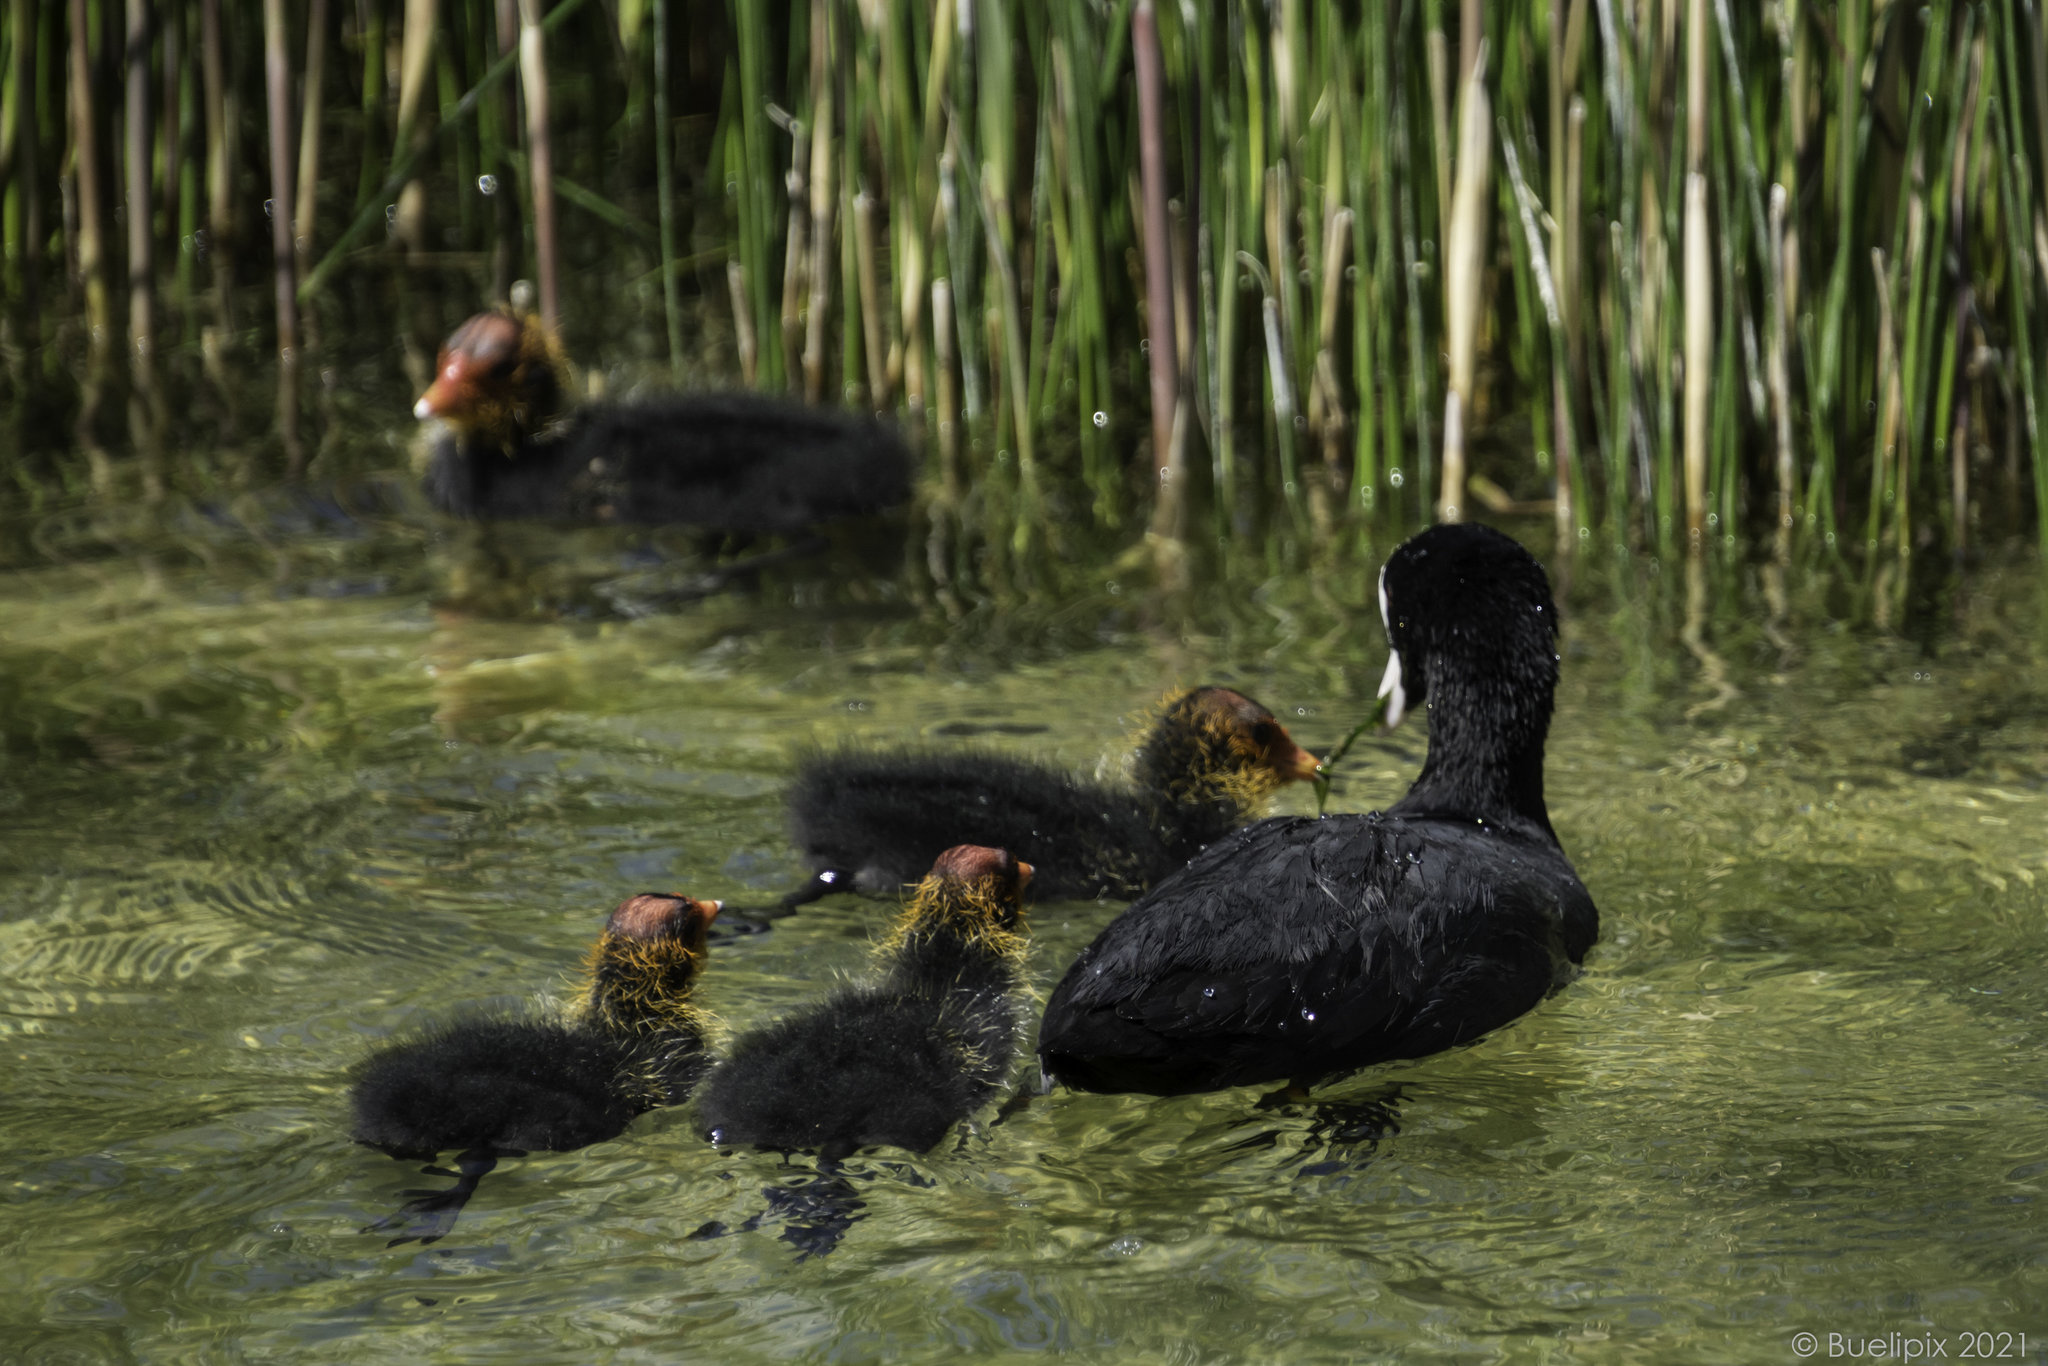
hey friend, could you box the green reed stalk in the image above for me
[1395,55,1433,523]
[3,0,44,359]
[261,0,303,472]
[126,0,162,487]
[299,0,593,304]
[1893,6,1955,543]
[652,0,682,381]
[731,0,779,389]
[68,0,112,487]
[1988,3,2045,544]
[294,0,330,337]
[1023,86,1056,429]
[437,9,474,250]
[353,0,385,215]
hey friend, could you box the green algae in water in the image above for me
[1,502,2046,1363]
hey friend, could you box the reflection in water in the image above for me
[1680,554,1738,720]
[0,495,2044,1360]
[691,1160,875,1263]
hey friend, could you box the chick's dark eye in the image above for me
[1249,722,1279,747]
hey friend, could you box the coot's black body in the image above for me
[785,687,1318,904]
[349,893,718,1243]
[695,847,1031,1160]
[414,308,911,532]
[1038,524,1599,1096]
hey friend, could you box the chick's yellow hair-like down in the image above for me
[878,872,1030,966]
[575,931,711,1038]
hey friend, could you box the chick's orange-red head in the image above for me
[607,892,721,956]
[932,844,1033,898]
[1190,686,1322,783]
[413,308,565,445]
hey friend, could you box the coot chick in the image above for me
[695,846,1032,1161]
[414,307,912,532]
[350,892,719,1244]
[782,686,1319,907]
[1038,523,1599,1096]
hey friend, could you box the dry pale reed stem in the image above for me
[1682,171,1712,552]
[261,0,302,471]
[1133,0,1179,502]
[1500,123,1573,547]
[779,115,810,392]
[853,191,890,408]
[1766,185,1796,564]
[392,0,436,256]
[727,260,758,388]
[126,0,162,486]
[1869,248,1904,557]
[516,0,558,332]
[1315,208,1354,512]
[933,277,960,502]
[802,5,835,404]
[1440,45,1490,524]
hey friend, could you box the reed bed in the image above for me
[0,0,2043,572]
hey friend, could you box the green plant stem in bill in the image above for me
[1312,690,1393,816]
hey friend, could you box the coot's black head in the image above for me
[1138,686,1321,810]
[414,307,567,450]
[1376,524,1561,830]
[890,845,1034,956]
[583,893,720,1035]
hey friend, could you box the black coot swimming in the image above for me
[1037,523,1599,1095]
[780,687,1319,908]
[350,892,718,1244]
[694,846,1033,1161]
[413,308,911,532]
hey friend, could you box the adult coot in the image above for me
[781,686,1318,908]
[414,307,911,532]
[1037,524,1598,1095]
[350,892,719,1244]
[695,846,1033,1160]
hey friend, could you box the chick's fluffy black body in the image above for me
[349,1016,708,1161]
[787,688,1315,902]
[423,393,911,532]
[695,850,1029,1160]
[1039,524,1600,1095]
[348,894,717,1243]
[789,749,1185,901]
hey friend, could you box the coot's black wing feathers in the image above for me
[1039,814,1590,1093]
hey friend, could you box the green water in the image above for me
[2,494,2044,1364]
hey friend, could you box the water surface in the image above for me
[3,495,2044,1363]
